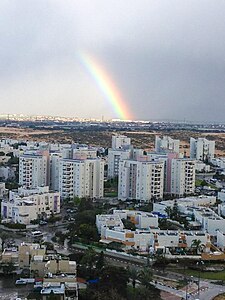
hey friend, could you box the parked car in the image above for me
[15,279,27,285]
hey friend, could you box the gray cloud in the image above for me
[0,0,225,121]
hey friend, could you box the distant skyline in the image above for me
[1,1,225,122]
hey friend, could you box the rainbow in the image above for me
[80,52,132,120]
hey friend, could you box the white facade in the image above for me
[118,159,164,201]
[107,148,131,178]
[112,135,131,150]
[1,186,60,224]
[155,136,180,154]
[113,210,158,229]
[190,137,215,161]
[19,151,49,188]
[49,153,61,191]
[218,190,225,202]
[153,196,217,215]
[195,161,211,173]
[59,158,104,199]
[170,159,195,196]
[0,166,15,180]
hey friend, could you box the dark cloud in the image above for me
[0,0,225,121]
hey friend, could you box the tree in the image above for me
[153,255,169,273]
[138,268,153,289]
[191,239,203,254]
[80,248,98,271]
[1,262,16,275]
[129,267,138,289]
[99,265,129,297]
[122,218,136,230]
[0,232,10,252]
[171,199,179,220]
[165,206,172,218]
[96,251,105,270]
[78,224,99,242]
[132,286,162,300]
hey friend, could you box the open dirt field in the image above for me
[0,127,225,156]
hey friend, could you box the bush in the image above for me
[3,223,26,229]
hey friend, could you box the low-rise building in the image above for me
[1,186,60,224]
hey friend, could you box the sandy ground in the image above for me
[0,127,62,135]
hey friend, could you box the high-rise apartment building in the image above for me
[118,159,164,202]
[19,151,49,188]
[190,137,215,161]
[107,149,132,179]
[59,158,104,199]
[112,135,131,150]
[168,158,195,196]
[1,186,60,224]
[155,136,180,154]
[108,135,132,179]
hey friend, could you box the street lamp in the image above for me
[196,260,204,298]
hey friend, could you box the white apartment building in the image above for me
[59,158,104,199]
[107,135,132,179]
[113,210,158,229]
[195,161,211,173]
[155,136,180,154]
[153,196,217,218]
[190,137,215,161]
[99,225,209,253]
[107,148,132,178]
[49,152,61,191]
[153,196,223,235]
[19,151,49,188]
[118,159,164,201]
[169,158,195,196]
[1,186,60,224]
[112,135,131,150]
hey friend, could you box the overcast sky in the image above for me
[1,0,225,122]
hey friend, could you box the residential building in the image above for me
[190,137,215,161]
[19,151,49,188]
[107,148,132,178]
[59,158,104,199]
[155,136,180,154]
[166,157,195,196]
[112,135,131,150]
[1,186,60,224]
[96,210,209,253]
[49,152,61,191]
[118,159,164,201]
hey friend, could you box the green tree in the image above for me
[138,267,153,289]
[165,206,172,218]
[80,248,98,271]
[129,267,138,289]
[96,251,105,270]
[1,262,16,275]
[99,265,129,298]
[191,239,203,254]
[0,232,10,252]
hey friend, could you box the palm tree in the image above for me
[138,268,153,289]
[165,206,172,218]
[129,267,138,289]
[191,239,203,254]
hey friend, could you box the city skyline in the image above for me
[1,1,225,121]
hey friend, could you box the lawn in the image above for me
[104,191,118,197]
[174,268,225,280]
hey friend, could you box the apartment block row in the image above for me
[96,209,210,253]
[153,195,225,235]
[1,186,60,224]
[1,243,78,299]
[155,135,215,161]
[19,144,104,199]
